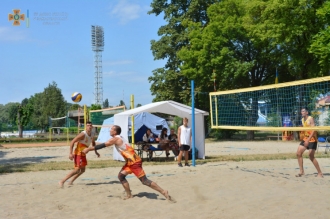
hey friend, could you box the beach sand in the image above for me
[0,141,330,219]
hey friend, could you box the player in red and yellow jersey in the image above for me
[59,121,100,187]
[84,125,176,202]
[296,108,323,178]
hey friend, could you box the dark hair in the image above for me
[87,121,92,125]
[301,107,309,112]
[145,128,151,135]
[160,127,167,139]
[113,125,121,135]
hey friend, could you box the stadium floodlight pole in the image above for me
[91,25,104,106]
[191,80,196,167]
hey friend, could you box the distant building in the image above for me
[315,95,330,126]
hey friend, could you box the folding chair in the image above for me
[317,136,330,154]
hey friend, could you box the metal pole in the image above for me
[191,80,196,166]
[130,95,135,149]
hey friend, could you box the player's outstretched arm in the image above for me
[91,137,100,157]
[83,137,118,154]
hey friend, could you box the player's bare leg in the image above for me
[68,167,86,185]
[309,149,323,178]
[296,145,306,177]
[149,182,176,203]
[118,171,132,199]
[59,169,79,187]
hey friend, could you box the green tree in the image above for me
[178,0,328,139]
[260,0,328,80]
[309,1,330,73]
[0,103,19,132]
[178,0,284,139]
[90,104,102,110]
[7,99,33,137]
[103,98,109,108]
[17,99,34,137]
[148,0,218,106]
[118,100,127,109]
[69,103,81,110]
[29,82,67,131]
[136,103,142,107]
[29,93,45,131]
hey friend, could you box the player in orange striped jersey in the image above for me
[296,108,323,178]
[59,121,100,187]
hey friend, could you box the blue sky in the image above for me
[0,0,166,107]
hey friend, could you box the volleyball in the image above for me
[71,92,82,102]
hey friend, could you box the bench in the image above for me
[134,141,179,161]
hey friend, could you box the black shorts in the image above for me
[300,141,317,150]
[179,144,190,151]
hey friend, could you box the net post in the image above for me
[209,94,213,128]
[130,95,135,149]
[215,96,218,126]
[191,80,196,166]
[78,107,80,133]
[84,105,87,128]
[66,128,69,146]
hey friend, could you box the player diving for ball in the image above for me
[83,125,176,202]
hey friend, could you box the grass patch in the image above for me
[1,153,329,174]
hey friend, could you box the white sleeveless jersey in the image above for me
[114,135,130,153]
[180,125,191,145]
[113,135,142,164]
[78,130,95,146]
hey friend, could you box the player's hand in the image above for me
[95,150,100,158]
[304,141,309,147]
[82,148,89,154]
[69,154,74,160]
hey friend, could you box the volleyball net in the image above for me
[90,106,126,128]
[48,111,82,143]
[209,76,330,132]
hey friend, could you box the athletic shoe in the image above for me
[178,163,183,167]
[185,163,190,167]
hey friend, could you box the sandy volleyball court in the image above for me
[0,141,330,219]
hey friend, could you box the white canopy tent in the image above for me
[114,100,209,159]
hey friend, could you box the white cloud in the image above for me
[109,0,146,24]
[0,26,27,41]
[103,60,134,66]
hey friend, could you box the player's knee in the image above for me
[139,176,152,186]
[118,173,127,184]
[296,150,303,157]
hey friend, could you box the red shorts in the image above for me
[121,161,145,178]
[74,155,87,169]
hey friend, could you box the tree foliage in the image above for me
[118,100,127,109]
[29,82,67,131]
[0,103,19,132]
[309,1,330,72]
[150,0,329,140]
[103,98,109,108]
[148,0,219,106]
